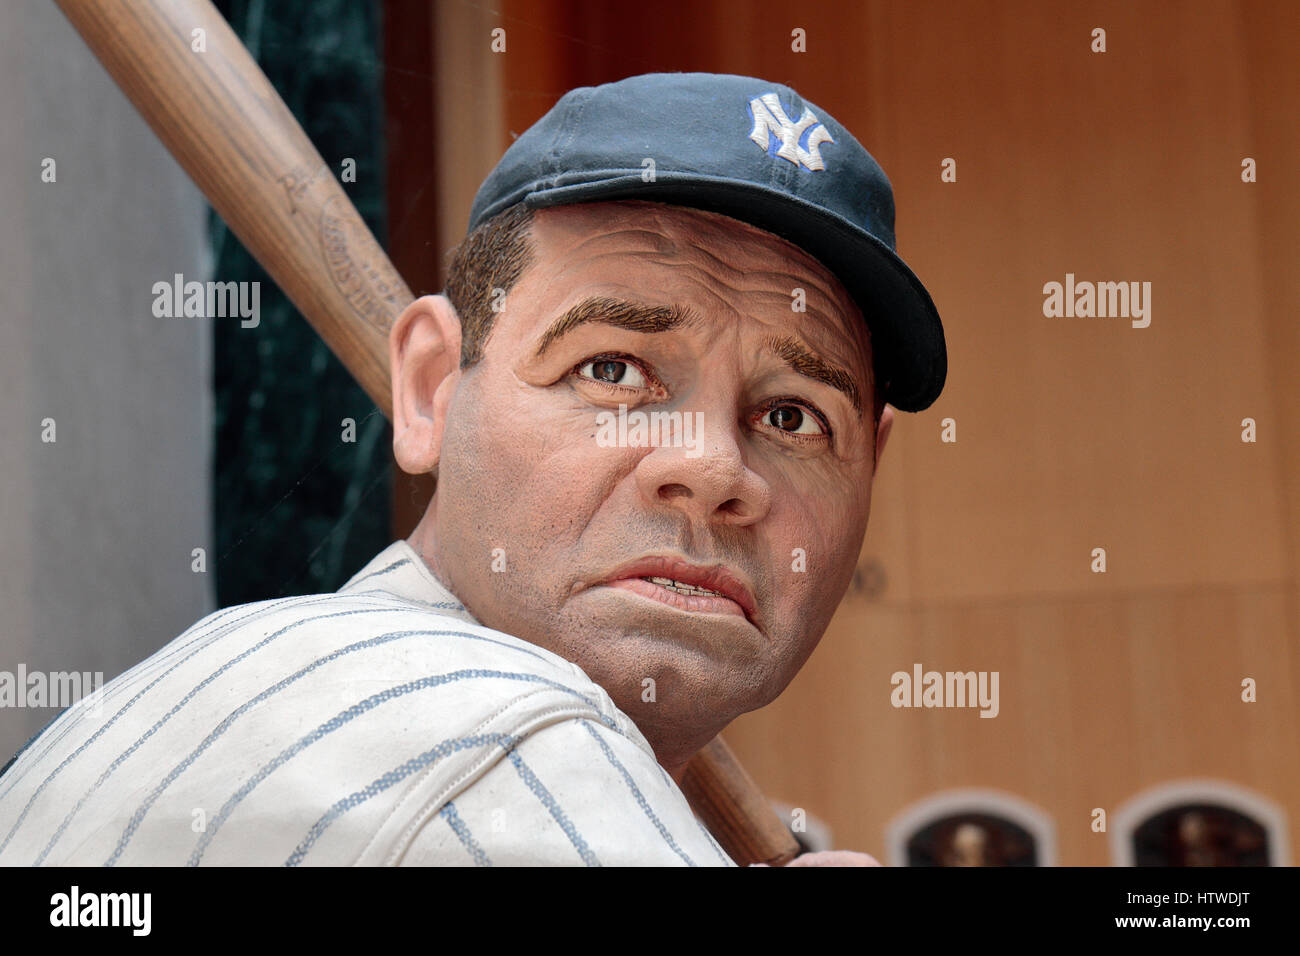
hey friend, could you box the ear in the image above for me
[390,294,462,475]
[874,404,894,471]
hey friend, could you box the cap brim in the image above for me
[520,173,947,412]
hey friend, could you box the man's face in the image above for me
[418,201,887,765]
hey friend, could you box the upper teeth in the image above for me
[644,576,724,597]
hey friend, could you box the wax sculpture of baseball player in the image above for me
[0,73,946,866]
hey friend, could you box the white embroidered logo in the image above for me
[747,93,835,171]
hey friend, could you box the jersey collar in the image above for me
[338,540,480,627]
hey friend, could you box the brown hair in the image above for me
[444,202,537,367]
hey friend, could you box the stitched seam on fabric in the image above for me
[387,541,470,613]
[553,89,590,181]
[286,730,518,866]
[183,667,604,866]
[356,692,527,864]
[382,699,602,866]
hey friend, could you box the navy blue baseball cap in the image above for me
[468,72,947,412]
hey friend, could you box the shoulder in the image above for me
[0,589,651,865]
[395,714,736,867]
[163,587,609,705]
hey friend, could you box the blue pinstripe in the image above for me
[101,630,605,867]
[31,606,409,865]
[347,575,468,614]
[185,667,614,865]
[507,750,600,866]
[579,719,695,866]
[0,594,352,811]
[0,598,269,806]
[440,801,491,866]
[0,596,389,856]
[372,593,467,613]
[2,554,714,867]
[697,821,733,865]
[37,609,567,865]
[285,731,520,866]
[342,558,411,588]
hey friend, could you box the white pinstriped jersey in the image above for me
[0,541,735,867]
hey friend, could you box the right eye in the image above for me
[576,357,651,389]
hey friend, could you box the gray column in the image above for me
[0,1,213,761]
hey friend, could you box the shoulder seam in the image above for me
[373,694,607,866]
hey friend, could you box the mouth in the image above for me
[598,555,759,626]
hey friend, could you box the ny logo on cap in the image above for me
[747,93,835,172]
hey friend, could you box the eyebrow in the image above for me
[532,295,864,414]
[532,296,701,357]
[764,335,863,413]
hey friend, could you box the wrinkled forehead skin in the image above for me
[515,200,875,406]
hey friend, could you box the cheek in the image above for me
[435,376,627,581]
[766,477,871,640]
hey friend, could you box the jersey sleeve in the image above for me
[396,716,735,867]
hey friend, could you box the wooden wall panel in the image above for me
[863,0,1287,602]
[732,584,1299,864]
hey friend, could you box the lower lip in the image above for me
[604,577,748,620]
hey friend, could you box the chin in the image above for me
[555,615,776,731]
[565,583,768,668]
[603,662,763,750]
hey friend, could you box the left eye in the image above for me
[763,404,825,435]
[577,358,649,388]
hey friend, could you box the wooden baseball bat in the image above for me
[54,0,801,868]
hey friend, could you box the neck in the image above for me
[405,503,449,589]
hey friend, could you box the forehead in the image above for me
[517,201,871,363]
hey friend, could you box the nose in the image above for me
[633,414,772,527]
